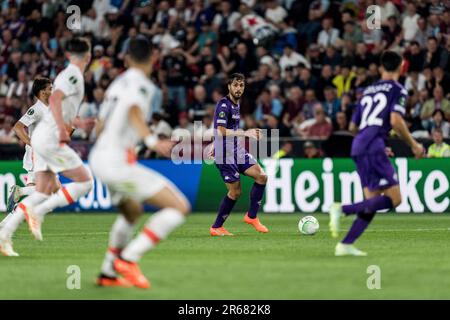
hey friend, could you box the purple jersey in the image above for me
[213,96,243,163]
[351,80,408,156]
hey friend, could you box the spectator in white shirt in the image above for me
[265,0,288,26]
[402,2,420,42]
[377,0,398,25]
[317,17,340,49]
[279,44,310,77]
[213,1,241,33]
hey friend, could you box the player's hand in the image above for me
[245,128,262,140]
[205,142,214,160]
[412,142,425,159]
[385,147,394,157]
[59,127,71,144]
[153,139,174,158]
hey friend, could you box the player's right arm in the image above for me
[13,121,31,145]
[216,126,262,140]
[128,105,173,158]
[390,112,424,158]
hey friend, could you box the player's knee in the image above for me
[228,188,242,200]
[390,195,401,208]
[256,172,268,185]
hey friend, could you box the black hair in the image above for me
[380,51,403,72]
[66,37,91,55]
[432,109,445,118]
[32,77,52,98]
[127,37,152,63]
[227,73,245,85]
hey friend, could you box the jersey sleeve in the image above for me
[351,102,362,126]
[18,107,40,127]
[53,71,81,97]
[214,102,230,128]
[391,87,408,117]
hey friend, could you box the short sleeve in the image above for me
[54,72,80,97]
[351,103,362,126]
[18,107,39,127]
[391,87,408,116]
[214,102,229,128]
[122,85,152,114]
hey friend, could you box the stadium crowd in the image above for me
[0,0,450,157]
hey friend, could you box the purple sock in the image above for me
[212,196,236,228]
[342,217,370,244]
[248,183,266,218]
[342,195,393,215]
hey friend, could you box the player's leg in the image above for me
[116,183,190,288]
[210,180,241,236]
[0,171,57,256]
[242,163,269,233]
[97,199,142,287]
[5,172,36,214]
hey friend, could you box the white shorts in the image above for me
[89,150,181,205]
[31,127,83,173]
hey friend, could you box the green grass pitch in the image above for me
[1,212,450,299]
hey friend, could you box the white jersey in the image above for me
[18,99,48,171]
[93,68,156,162]
[38,63,85,137]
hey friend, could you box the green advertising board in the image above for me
[196,158,450,213]
[1,158,449,213]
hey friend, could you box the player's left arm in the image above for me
[49,89,71,143]
[390,112,424,158]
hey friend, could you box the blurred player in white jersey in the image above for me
[89,38,190,288]
[0,77,60,234]
[0,38,94,255]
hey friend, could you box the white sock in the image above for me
[33,180,93,217]
[100,216,135,277]
[18,186,36,197]
[121,208,185,262]
[0,192,49,240]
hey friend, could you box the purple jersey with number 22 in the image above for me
[351,80,408,191]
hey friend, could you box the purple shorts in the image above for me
[215,153,257,183]
[353,152,398,191]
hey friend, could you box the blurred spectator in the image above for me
[303,140,323,158]
[317,17,340,49]
[421,86,450,129]
[424,36,449,69]
[332,64,356,98]
[0,116,17,144]
[150,113,173,139]
[305,104,332,139]
[427,128,450,157]
[279,44,310,77]
[254,89,283,123]
[334,111,349,132]
[402,1,420,43]
[302,89,320,120]
[189,84,208,120]
[430,109,450,138]
[199,63,222,102]
[322,86,341,120]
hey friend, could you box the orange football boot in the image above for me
[210,227,234,236]
[96,275,133,288]
[113,259,150,289]
[244,213,269,233]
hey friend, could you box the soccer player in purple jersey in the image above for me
[209,73,269,236]
[329,51,425,256]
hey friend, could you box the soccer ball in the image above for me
[298,216,320,235]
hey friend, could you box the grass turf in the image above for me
[0,212,450,299]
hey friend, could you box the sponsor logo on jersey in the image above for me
[219,111,226,118]
[27,108,35,116]
[69,75,78,84]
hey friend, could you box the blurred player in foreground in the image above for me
[329,51,425,256]
[210,73,268,236]
[4,38,94,253]
[89,38,190,288]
